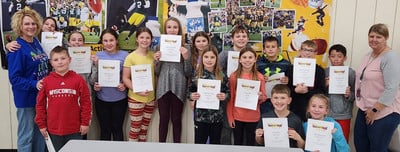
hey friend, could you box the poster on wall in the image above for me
[106,0,159,50]
[164,0,332,67]
[1,0,47,69]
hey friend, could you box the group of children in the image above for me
[12,15,353,151]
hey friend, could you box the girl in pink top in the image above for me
[227,47,267,146]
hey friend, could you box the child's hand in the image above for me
[180,47,189,60]
[190,92,200,100]
[331,128,337,134]
[137,90,150,96]
[91,55,99,65]
[255,128,264,137]
[264,75,269,82]
[93,82,101,91]
[39,128,48,140]
[36,79,44,90]
[294,83,308,94]
[216,93,226,100]
[230,121,235,128]
[288,129,301,141]
[117,83,126,91]
[80,126,89,135]
[6,41,20,52]
[154,51,161,61]
[345,86,350,98]
[280,76,289,84]
[189,100,195,111]
[325,77,329,87]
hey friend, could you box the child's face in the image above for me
[271,93,291,112]
[232,32,249,50]
[264,41,280,59]
[328,50,347,66]
[202,51,217,71]
[68,33,84,47]
[194,36,209,51]
[308,98,329,120]
[136,32,152,49]
[165,20,180,35]
[102,33,117,52]
[239,51,256,70]
[298,45,317,58]
[42,19,56,32]
[50,52,71,74]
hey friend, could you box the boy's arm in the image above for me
[345,68,356,102]
[79,77,92,127]
[35,80,48,129]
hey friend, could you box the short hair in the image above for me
[328,44,347,56]
[11,7,43,36]
[231,25,249,37]
[50,46,70,59]
[271,84,291,96]
[263,36,279,48]
[368,23,389,39]
[301,40,317,50]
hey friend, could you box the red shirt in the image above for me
[227,71,267,125]
[35,71,92,136]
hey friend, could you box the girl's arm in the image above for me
[79,76,92,129]
[332,122,350,152]
[182,46,192,78]
[258,73,267,103]
[227,74,237,128]
[122,67,133,90]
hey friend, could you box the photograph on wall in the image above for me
[208,11,227,33]
[264,0,281,8]
[106,0,159,50]
[209,0,225,9]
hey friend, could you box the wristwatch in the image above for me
[372,108,378,113]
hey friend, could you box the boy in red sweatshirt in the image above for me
[35,46,92,151]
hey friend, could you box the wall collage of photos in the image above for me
[1,0,332,69]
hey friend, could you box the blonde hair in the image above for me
[196,45,222,81]
[306,94,330,118]
[11,7,43,36]
[300,40,317,51]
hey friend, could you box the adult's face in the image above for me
[21,16,38,39]
[368,32,387,51]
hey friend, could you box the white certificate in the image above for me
[227,51,240,77]
[262,118,289,148]
[196,79,221,110]
[234,78,260,110]
[131,64,153,92]
[68,47,91,74]
[159,34,182,62]
[41,32,63,56]
[305,119,334,152]
[265,73,284,98]
[98,60,120,87]
[45,136,56,152]
[293,58,316,87]
[328,66,349,94]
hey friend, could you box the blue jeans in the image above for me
[16,108,46,152]
[354,109,400,152]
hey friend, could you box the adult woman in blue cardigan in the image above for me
[7,8,49,152]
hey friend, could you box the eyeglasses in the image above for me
[301,48,316,53]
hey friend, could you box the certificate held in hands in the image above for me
[305,119,334,152]
[41,32,63,56]
[196,79,221,110]
[131,64,153,92]
[262,118,289,148]
[68,47,91,74]
[234,78,260,110]
[328,66,348,94]
[159,34,182,62]
[98,60,120,87]
[293,58,316,87]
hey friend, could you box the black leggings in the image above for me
[233,120,258,146]
[95,97,128,141]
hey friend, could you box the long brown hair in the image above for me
[191,31,211,70]
[196,45,222,80]
[235,47,258,80]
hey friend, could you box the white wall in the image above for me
[1,0,399,149]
